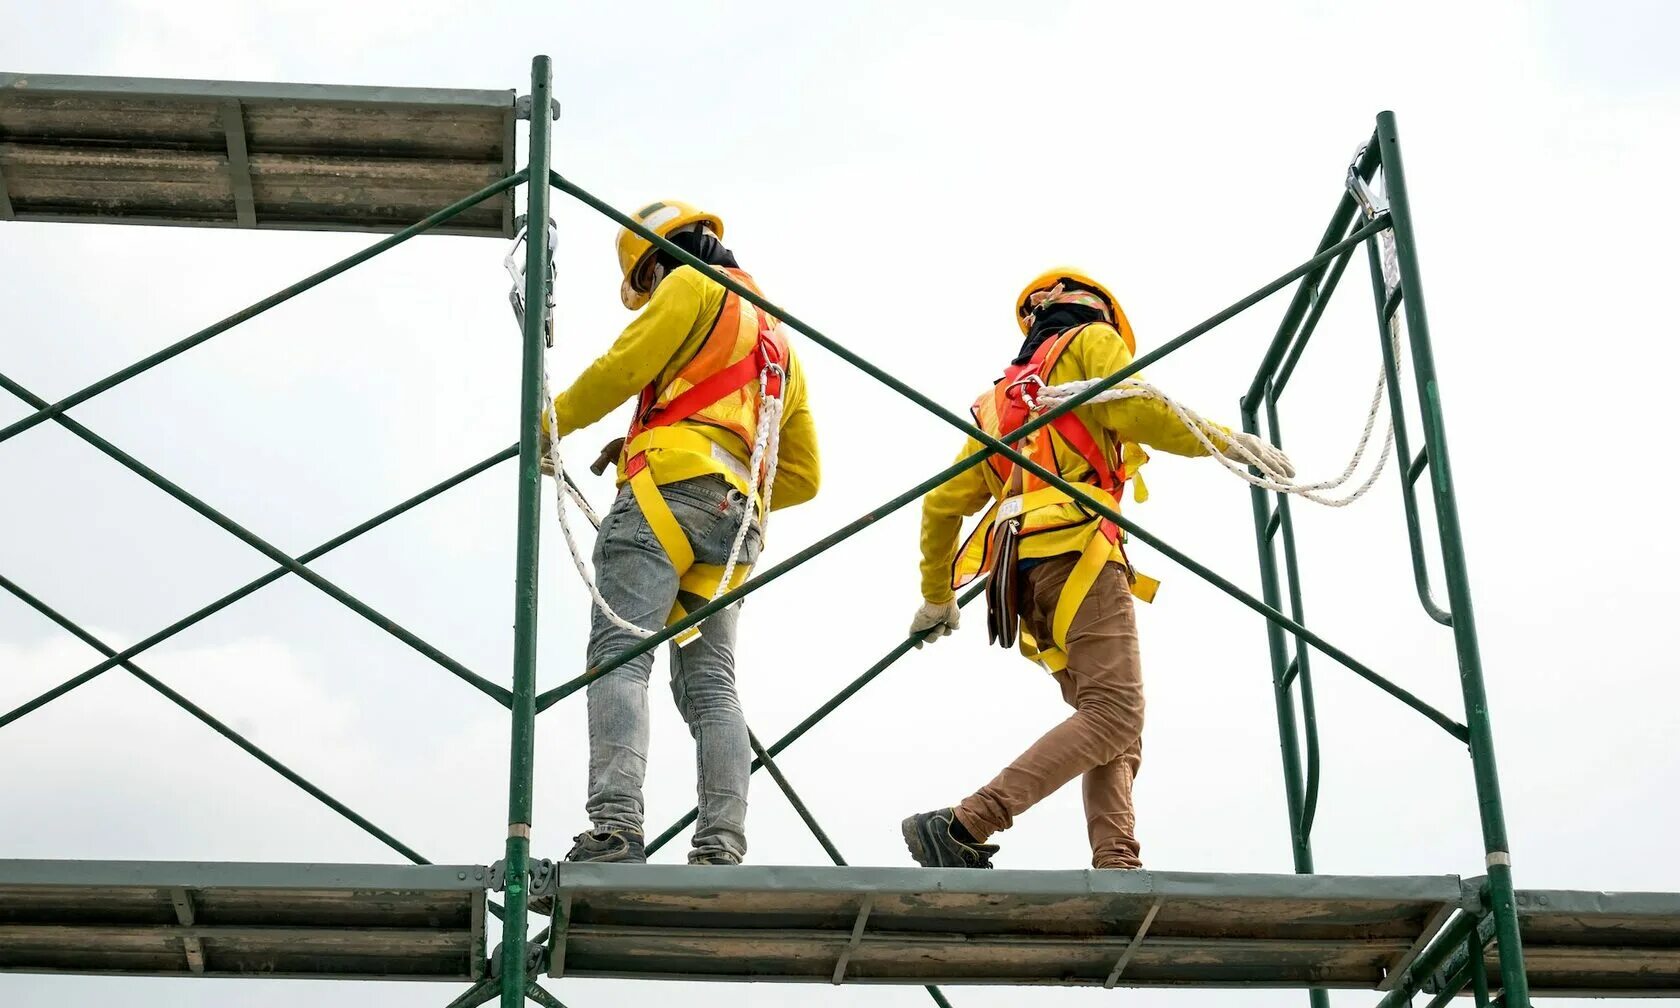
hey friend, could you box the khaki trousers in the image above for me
[955,554,1145,869]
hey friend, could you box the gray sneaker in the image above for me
[901,808,998,868]
[688,851,741,866]
[565,829,647,864]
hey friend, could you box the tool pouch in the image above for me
[985,516,1023,649]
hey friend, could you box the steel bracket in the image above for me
[489,939,548,978]
[528,858,559,898]
[488,857,557,896]
[514,94,560,121]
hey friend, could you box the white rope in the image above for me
[711,365,784,604]
[535,360,783,634]
[1029,150,1408,510]
[539,371,656,639]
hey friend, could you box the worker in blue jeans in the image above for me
[544,200,820,866]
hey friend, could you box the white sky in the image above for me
[2,1,1678,1006]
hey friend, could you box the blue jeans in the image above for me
[584,475,762,864]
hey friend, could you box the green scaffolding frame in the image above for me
[0,55,1529,1008]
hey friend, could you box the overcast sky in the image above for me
[3,1,1678,1006]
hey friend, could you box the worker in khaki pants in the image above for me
[901,268,1291,870]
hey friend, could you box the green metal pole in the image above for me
[1266,393,1321,842]
[1271,243,1357,400]
[523,982,570,1008]
[443,977,499,1008]
[499,54,552,1008]
[0,171,526,447]
[1374,910,1480,1008]
[1242,138,1380,411]
[747,728,847,865]
[1469,925,1493,1007]
[1364,235,1453,626]
[1375,109,1530,1006]
[1240,396,1326,1008]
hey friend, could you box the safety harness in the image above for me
[952,324,1158,673]
[616,267,789,644]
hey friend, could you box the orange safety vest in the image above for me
[619,267,789,643]
[621,267,788,486]
[951,325,1157,672]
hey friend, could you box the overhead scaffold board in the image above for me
[0,860,488,980]
[0,72,516,236]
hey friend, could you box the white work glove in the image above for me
[909,598,961,647]
[1221,431,1296,480]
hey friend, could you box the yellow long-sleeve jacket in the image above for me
[919,322,1225,603]
[550,265,820,510]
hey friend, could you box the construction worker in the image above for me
[901,269,1290,870]
[544,201,819,866]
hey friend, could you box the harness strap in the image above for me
[642,351,766,432]
[624,426,753,486]
[630,468,694,573]
[628,467,755,646]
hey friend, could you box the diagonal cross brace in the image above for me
[542,178,1467,742]
[646,581,988,854]
[0,445,518,730]
[0,369,513,707]
[0,171,527,448]
[0,570,434,865]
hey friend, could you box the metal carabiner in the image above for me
[1346,145,1388,221]
[1005,372,1048,412]
[505,215,558,347]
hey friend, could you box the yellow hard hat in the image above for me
[1015,267,1134,354]
[616,199,725,309]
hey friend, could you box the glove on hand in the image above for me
[1221,431,1296,479]
[909,598,961,648]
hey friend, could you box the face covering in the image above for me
[1014,286,1112,364]
[652,229,740,280]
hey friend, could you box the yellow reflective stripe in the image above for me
[951,499,1000,589]
[1051,533,1112,650]
[952,483,1123,589]
[630,468,694,573]
[626,426,754,491]
[626,425,719,464]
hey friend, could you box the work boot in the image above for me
[901,809,998,869]
[688,852,741,866]
[526,830,648,916]
[565,829,647,864]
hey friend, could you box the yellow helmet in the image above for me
[616,199,725,310]
[1015,267,1134,354]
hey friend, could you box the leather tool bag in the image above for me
[985,516,1024,649]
